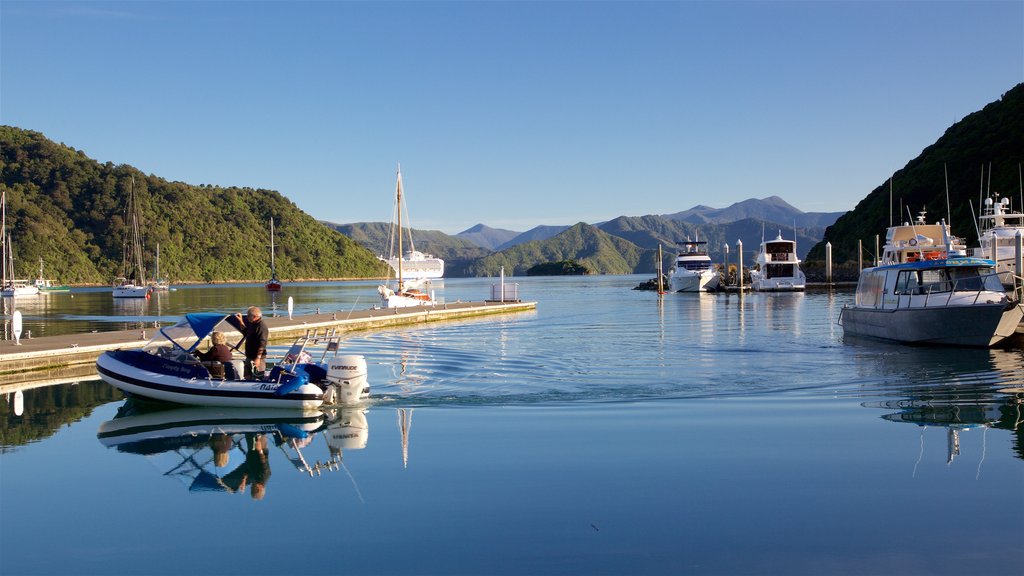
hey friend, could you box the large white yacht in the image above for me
[968,195,1024,276]
[669,239,718,292]
[750,232,806,292]
[382,250,445,280]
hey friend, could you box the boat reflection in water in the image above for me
[865,387,1024,467]
[96,400,370,500]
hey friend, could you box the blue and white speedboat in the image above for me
[840,213,1024,347]
[96,313,369,409]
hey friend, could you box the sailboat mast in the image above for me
[396,166,403,288]
[269,217,276,277]
[1,190,6,288]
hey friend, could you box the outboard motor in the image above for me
[323,355,370,405]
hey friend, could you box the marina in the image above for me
[2,275,1022,575]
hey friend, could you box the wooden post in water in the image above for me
[857,239,863,271]
[723,243,729,287]
[825,242,832,285]
[736,239,744,291]
[874,235,880,266]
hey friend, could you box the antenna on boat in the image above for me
[1019,163,1022,216]
[968,200,982,245]
[907,206,925,261]
[889,176,893,227]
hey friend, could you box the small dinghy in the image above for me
[96,313,369,409]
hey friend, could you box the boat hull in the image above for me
[1,285,40,297]
[113,285,150,298]
[96,351,324,409]
[671,270,718,293]
[841,302,1023,347]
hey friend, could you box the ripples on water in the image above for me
[6,276,1024,408]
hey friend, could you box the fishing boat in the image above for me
[113,177,151,299]
[149,243,170,291]
[0,190,40,297]
[968,195,1024,276]
[378,166,436,308]
[839,213,1024,347]
[95,313,369,409]
[750,231,806,292]
[34,258,70,292]
[669,238,719,292]
[266,218,282,291]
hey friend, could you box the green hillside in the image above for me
[325,221,491,276]
[0,127,381,283]
[809,83,1024,263]
[466,222,658,276]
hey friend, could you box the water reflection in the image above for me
[864,385,1024,465]
[96,400,371,500]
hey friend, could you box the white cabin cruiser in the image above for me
[840,213,1023,346]
[750,232,806,292]
[968,195,1024,276]
[839,256,1022,347]
[669,240,719,292]
[96,313,369,409]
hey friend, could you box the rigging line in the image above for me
[912,426,926,479]
[976,426,987,481]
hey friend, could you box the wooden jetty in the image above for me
[0,300,536,381]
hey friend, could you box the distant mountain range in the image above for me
[663,196,844,228]
[334,197,837,276]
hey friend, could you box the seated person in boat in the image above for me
[195,331,233,363]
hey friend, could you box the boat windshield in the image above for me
[893,266,1004,296]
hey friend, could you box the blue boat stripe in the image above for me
[96,363,323,402]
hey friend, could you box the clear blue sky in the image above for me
[2,1,1022,234]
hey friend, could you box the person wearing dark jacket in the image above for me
[236,306,269,379]
[196,331,233,362]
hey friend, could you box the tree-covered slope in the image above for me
[809,83,1024,263]
[466,222,657,276]
[0,127,382,282]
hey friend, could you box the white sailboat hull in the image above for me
[113,284,151,298]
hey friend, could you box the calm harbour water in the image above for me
[2,276,1023,575]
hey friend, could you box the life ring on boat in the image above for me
[909,238,918,246]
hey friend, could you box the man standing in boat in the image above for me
[236,306,269,379]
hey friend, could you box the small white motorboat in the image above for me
[96,313,369,409]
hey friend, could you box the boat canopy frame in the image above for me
[145,313,246,355]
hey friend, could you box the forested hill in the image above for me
[810,83,1024,263]
[0,127,382,283]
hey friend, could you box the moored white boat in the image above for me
[378,166,436,308]
[669,239,718,292]
[750,231,806,292]
[840,214,1023,347]
[0,190,39,297]
[968,195,1024,276]
[95,313,369,409]
[382,250,445,280]
[113,177,151,299]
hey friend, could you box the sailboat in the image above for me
[113,177,151,299]
[149,243,170,291]
[0,190,40,297]
[378,166,435,308]
[34,258,69,292]
[266,217,282,291]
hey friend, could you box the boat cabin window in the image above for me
[948,266,1002,292]
[894,271,920,295]
[855,270,886,307]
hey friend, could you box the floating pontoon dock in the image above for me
[0,300,536,379]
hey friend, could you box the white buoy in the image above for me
[12,310,22,345]
[287,296,294,320]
